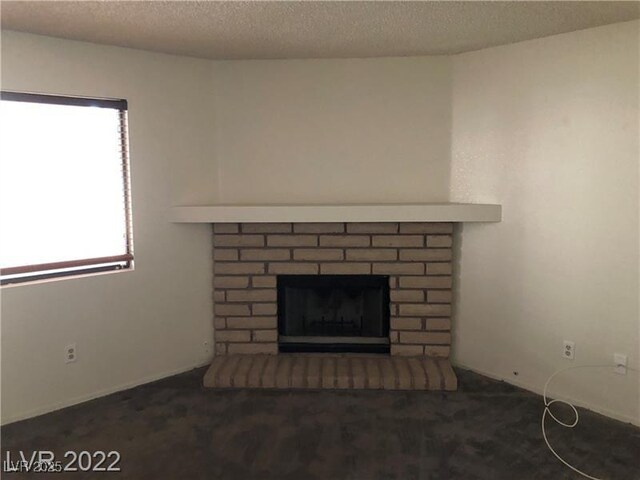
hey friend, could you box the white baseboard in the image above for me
[1,360,210,426]
[454,362,640,427]
[4,359,637,428]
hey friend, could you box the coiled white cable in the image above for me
[542,363,639,480]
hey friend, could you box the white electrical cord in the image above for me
[542,363,639,480]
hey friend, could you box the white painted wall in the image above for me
[0,32,217,423]
[450,20,639,424]
[213,57,452,204]
[0,34,452,424]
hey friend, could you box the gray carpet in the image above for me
[1,367,639,479]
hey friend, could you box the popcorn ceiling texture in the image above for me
[2,1,638,59]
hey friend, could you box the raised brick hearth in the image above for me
[204,354,458,391]
[212,222,454,357]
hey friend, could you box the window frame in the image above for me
[0,91,134,286]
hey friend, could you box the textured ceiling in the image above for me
[1,1,639,59]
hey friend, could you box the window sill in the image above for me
[0,265,134,289]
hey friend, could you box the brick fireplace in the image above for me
[212,222,453,357]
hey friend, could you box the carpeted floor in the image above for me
[2,367,639,479]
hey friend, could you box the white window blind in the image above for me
[0,92,133,285]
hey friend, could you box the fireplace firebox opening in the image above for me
[277,275,390,353]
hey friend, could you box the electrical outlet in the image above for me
[563,340,575,360]
[614,353,627,375]
[65,343,77,363]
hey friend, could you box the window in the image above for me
[0,92,134,285]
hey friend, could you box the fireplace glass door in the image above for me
[277,275,390,353]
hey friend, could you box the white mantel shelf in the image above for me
[169,203,501,223]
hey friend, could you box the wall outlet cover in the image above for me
[65,343,77,363]
[614,353,627,375]
[563,340,575,360]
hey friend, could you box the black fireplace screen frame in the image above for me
[277,274,390,353]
